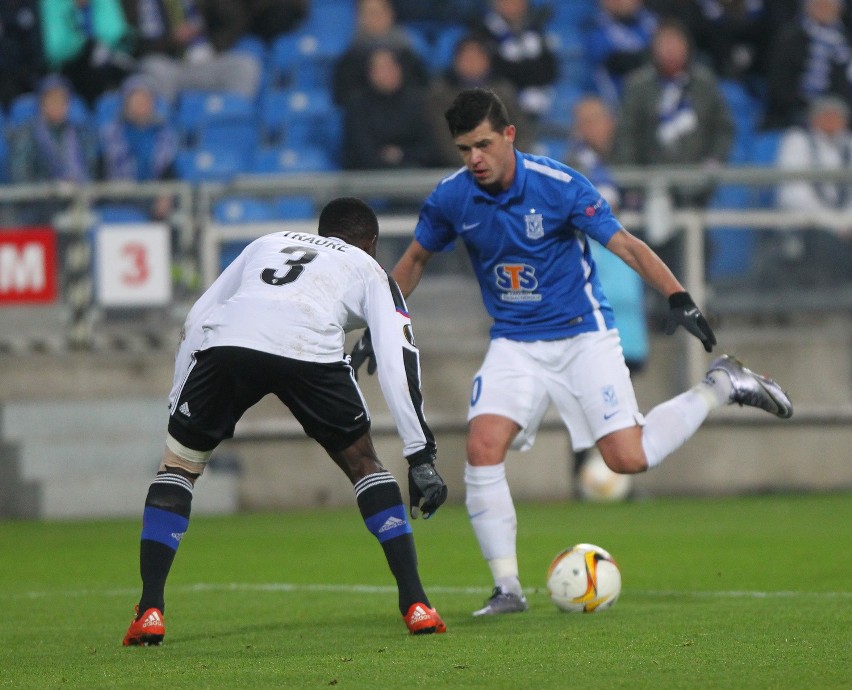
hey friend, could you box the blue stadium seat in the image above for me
[719,79,762,142]
[748,130,785,208]
[260,87,341,155]
[213,196,279,223]
[0,129,8,183]
[252,145,336,174]
[430,25,468,75]
[94,204,151,223]
[268,28,350,89]
[175,146,253,182]
[532,138,567,161]
[706,184,756,280]
[275,196,315,219]
[232,35,267,64]
[303,1,356,39]
[749,130,784,166]
[175,91,258,147]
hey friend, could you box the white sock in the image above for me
[641,382,721,468]
[464,463,522,594]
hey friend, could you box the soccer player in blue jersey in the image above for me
[350,88,793,616]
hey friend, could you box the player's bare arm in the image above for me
[605,228,717,351]
[391,239,434,298]
[604,228,684,298]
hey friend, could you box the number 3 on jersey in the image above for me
[261,246,318,286]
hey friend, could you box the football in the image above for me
[546,543,621,613]
[577,449,632,502]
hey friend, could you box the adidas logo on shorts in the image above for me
[178,402,191,417]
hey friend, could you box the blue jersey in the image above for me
[414,150,622,341]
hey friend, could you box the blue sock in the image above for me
[138,473,193,614]
[354,471,427,614]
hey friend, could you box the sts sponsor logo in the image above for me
[494,263,541,302]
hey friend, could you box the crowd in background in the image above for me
[0,0,850,282]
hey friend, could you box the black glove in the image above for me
[664,291,716,353]
[406,448,447,520]
[348,329,376,379]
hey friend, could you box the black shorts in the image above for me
[168,346,371,453]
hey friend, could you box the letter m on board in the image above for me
[0,228,58,304]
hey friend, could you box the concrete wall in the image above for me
[1,282,850,518]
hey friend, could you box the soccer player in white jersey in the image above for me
[123,197,448,645]
[350,88,793,616]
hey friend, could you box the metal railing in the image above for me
[1,165,850,359]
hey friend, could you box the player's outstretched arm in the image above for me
[605,228,716,351]
[391,240,433,299]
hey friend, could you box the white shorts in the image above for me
[467,330,645,452]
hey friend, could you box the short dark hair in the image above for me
[317,197,378,246]
[444,88,511,138]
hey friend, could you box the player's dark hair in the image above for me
[444,88,511,138]
[317,197,379,246]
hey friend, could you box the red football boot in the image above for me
[122,606,165,646]
[403,602,447,635]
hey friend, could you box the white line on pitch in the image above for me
[5,583,851,601]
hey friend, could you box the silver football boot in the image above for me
[472,587,529,616]
[705,355,793,419]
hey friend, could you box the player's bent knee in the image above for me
[162,435,210,478]
[600,451,647,475]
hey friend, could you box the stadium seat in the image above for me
[275,196,315,219]
[214,195,315,222]
[302,0,356,38]
[213,196,280,223]
[175,91,258,148]
[94,204,151,223]
[0,129,8,183]
[175,146,253,183]
[268,28,349,90]
[252,145,336,174]
[430,25,468,75]
[749,130,784,208]
[706,184,756,280]
[260,87,341,155]
[232,35,267,64]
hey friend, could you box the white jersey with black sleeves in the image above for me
[172,230,431,457]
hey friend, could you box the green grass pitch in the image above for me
[1,493,850,688]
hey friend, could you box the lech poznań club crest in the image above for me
[525,211,544,239]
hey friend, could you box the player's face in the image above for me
[454,120,517,192]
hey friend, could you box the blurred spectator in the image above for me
[563,95,647,499]
[40,0,135,104]
[341,46,436,170]
[471,0,558,118]
[773,94,852,285]
[613,18,734,206]
[245,0,308,42]
[647,1,775,90]
[763,0,852,129]
[0,0,46,107]
[613,18,733,276]
[120,0,262,103]
[9,74,97,184]
[196,0,305,52]
[332,0,429,107]
[391,0,487,27]
[565,96,621,208]
[99,75,179,220]
[427,34,533,167]
[584,0,658,107]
